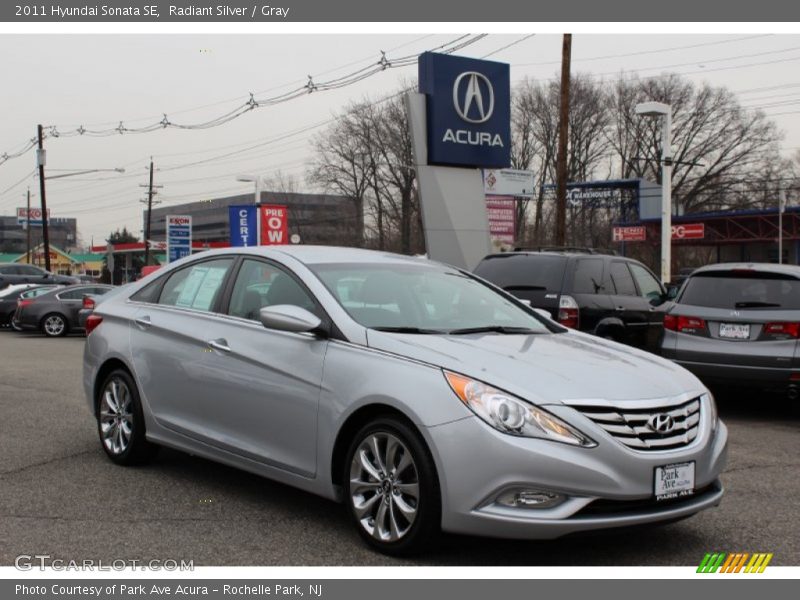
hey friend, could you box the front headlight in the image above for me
[444,371,596,447]
[703,391,719,432]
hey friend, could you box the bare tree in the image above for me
[511,74,612,245]
[307,91,421,253]
[608,74,786,213]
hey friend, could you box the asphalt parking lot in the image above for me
[1,331,798,566]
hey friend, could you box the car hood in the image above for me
[366,330,704,404]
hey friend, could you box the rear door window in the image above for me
[609,262,637,296]
[158,259,234,312]
[679,272,800,309]
[58,287,92,300]
[571,258,605,294]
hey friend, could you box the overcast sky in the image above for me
[1,33,799,246]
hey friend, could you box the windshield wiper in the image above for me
[371,326,445,334]
[447,326,541,335]
[734,301,782,308]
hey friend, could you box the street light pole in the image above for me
[779,189,786,264]
[236,175,264,245]
[635,102,673,284]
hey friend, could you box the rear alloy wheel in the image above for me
[41,313,68,337]
[344,417,440,555]
[97,369,158,465]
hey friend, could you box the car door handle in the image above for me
[207,339,231,353]
[616,306,626,311]
[134,315,151,329]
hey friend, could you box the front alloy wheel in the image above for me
[350,432,419,541]
[345,418,440,555]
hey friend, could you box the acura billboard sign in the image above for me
[419,52,510,168]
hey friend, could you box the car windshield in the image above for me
[311,262,553,334]
[679,271,800,309]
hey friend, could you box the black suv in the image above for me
[0,263,79,290]
[473,249,670,352]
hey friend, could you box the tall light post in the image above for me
[779,189,786,264]
[635,101,672,284]
[236,174,264,245]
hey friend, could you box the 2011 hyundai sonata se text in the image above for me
[83,246,727,554]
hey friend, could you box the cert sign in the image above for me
[167,215,192,262]
[228,205,258,247]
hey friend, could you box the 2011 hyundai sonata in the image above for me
[84,246,727,554]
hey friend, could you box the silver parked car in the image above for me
[84,246,727,554]
[661,262,800,398]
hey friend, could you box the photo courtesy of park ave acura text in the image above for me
[0,17,798,577]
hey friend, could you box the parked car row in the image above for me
[0,282,114,336]
[474,248,800,398]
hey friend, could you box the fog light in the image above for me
[496,488,564,509]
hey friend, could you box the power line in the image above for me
[0,34,487,169]
[514,34,773,67]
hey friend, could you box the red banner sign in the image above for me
[612,226,647,242]
[486,196,516,244]
[260,205,289,245]
[672,223,705,240]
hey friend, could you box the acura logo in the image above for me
[453,71,495,124]
[647,413,675,434]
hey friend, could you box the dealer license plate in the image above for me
[654,461,695,501]
[719,323,750,339]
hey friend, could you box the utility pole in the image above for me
[139,157,162,266]
[555,34,572,247]
[26,188,32,264]
[36,124,51,272]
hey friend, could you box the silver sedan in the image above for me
[83,246,728,555]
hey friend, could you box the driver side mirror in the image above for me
[259,305,325,336]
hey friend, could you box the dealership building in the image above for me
[145,191,359,247]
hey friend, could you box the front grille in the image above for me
[571,396,702,451]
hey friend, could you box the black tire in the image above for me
[343,416,441,556]
[96,368,159,466]
[41,312,68,337]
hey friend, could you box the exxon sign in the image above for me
[419,52,511,169]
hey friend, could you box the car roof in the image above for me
[481,250,623,260]
[691,262,800,278]
[188,245,437,267]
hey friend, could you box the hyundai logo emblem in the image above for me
[453,71,495,124]
[647,413,675,434]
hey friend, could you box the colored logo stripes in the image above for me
[697,552,773,573]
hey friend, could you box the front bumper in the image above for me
[425,408,727,539]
